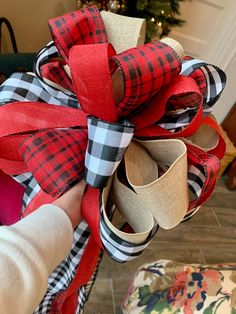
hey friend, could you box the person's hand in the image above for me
[53,180,86,228]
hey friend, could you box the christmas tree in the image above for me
[77,0,186,42]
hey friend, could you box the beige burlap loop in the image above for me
[101,11,146,53]
[125,139,189,229]
[101,174,155,244]
[185,123,219,152]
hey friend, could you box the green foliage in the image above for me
[138,285,151,305]
[146,299,172,313]
[138,285,181,314]
[203,306,214,314]
[123,0,186,42]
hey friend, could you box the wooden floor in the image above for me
[84,177,236,314]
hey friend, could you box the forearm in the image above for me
[0,205,73,314]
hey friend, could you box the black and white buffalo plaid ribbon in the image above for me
[0,73,65,106]
[34,41,79,108]
[86,116,134,187]
[100,209,159,263]
[181,58,226,110]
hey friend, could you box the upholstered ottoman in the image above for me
[122,260,236,314]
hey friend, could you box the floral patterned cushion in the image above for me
[121,259,236,314]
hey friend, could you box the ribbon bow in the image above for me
[0,4,226,251]
[0,6,227,312]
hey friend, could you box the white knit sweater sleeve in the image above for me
[0,204,73,314]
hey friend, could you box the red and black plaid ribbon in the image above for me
[41,61,74,92]
[48,6,108,63]
[19,128,88,197]
[112,42,181,116]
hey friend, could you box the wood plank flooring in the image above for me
[84,177,236,313]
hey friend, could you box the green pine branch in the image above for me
[123,0,187,42]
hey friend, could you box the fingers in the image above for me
[53,179,87,228]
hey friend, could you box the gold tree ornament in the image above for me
[152,20,163,42]
[107,0,120,13]
[77,0,106,10]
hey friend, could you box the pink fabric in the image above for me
[0,170,24,225]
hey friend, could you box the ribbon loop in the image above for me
[0,72,71,106]
[70,43,118,122]
[126,139,188,229]
[49,6,108,63]
[19,129,88,197]
[34,42,77,101]
[112,41,182,117]
[0,102,87,175]
[131,75,202,135]
[186,143,220,209]
[181,58,226,110]
[100,175,158,263]
[85,116,134,187]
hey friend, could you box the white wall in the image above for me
[213,53,236,123]
[170,0,236,124]
[1,0,76,53]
